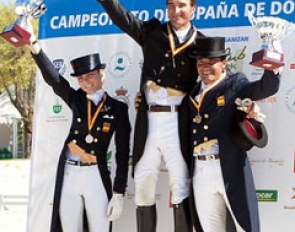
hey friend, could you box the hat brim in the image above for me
[190,51,230,59]
[231,118,268,151]
[70,64,106,77]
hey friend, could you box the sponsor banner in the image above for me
[256,190,278,202]
[40,0,295,38]
[28,1,295,232]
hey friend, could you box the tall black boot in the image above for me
[173,198,193,232]
[136,205,157,232]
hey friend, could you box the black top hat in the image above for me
[231,118,268,151]
[190,37,230,58]
[70,53,106,77]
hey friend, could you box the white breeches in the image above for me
[134,112,190,206]
[60,164,109,232]
[193,159,245,232]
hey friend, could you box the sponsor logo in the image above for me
[106,151,112,162]
[290,63,295,69]
[114,86,130,106]
[46,98,69,123]
[225,36,249,43]
[227,45,247,73]
[52,59,66,75]
[107,52,132,78]
[256,190,278,202]
[283,187,295,210]
[52,104,62,114]
[285,86,295,113]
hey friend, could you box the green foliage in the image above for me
[0,147,13,159]
[0,3,38,157]
[0,3,37,92]
[0,147,12,155]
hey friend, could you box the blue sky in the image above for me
[0,0,9,4]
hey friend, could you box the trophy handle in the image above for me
[247,12,257,26]
[272,39,283,54]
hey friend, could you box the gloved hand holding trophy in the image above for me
[0,0,46,47]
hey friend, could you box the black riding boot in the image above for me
[136,205,157,232]
[173,198,193,232]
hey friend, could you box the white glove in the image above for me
[235,97,252,112]
[107,193,123,221]
[235,98,265,123]
[273,67,283,75]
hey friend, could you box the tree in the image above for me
[0,3,38,158]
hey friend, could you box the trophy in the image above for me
[248,13,295,70]
[0,0,46,47]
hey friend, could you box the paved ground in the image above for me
[0,159,30,232]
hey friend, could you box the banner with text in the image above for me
[28,0,295,231]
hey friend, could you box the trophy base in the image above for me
[0,24,31,47]
[250,49,284,71]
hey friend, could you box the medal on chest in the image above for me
[190,91,204,124]
[85,94,106,144]
[85,134,94,144]
[193,113,202,124]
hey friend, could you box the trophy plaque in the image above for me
[248,14,295,70]
[0,0,46,47]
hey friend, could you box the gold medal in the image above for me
[85,134,94,144]
[193,114,202,124]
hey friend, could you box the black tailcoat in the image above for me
[179,70,280,232]
[98,0,204,171]
[32,50,131,232]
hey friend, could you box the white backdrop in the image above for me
[27,0,295,231]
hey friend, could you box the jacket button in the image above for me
[94,138,98,143]
[193,129,197,134]
[157,79,161,83]
[181,61,185,66]
[204,137,208,142]
[204,125,209,130]
[77,118,81,123]
[193,141,197,146]
[97,127,101,131]
[91,150,95,154]
[165,53,169,58]
[204,114,209,119]
[74,130,79,135]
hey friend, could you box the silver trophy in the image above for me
[0,0,46,47]
[248,13,295,70]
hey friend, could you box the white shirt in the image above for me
[145,27,190,106]
[86,89,104,105]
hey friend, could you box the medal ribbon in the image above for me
[167,24,197,57]
[189,76,225,112]
[87,94,106,133]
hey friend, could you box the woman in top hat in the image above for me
[28,36,131,231]
[178,36,282,232]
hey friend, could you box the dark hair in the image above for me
[166,0,196,6]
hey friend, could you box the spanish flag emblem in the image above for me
[217,96,225,106]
